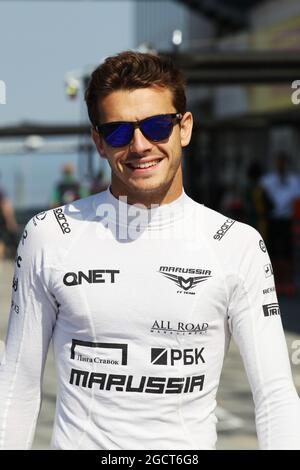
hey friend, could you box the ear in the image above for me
[179,112,193,148]
[91,128,108,160]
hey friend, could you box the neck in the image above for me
[110,169,183,208]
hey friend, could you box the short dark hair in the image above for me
[84,50,187,129]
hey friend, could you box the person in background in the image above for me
[90,169,109,195]
[220,182,245,222]
[244,161,273,242]
[260,152,300,296]
[0,187,18,260]
[50,163,89,208]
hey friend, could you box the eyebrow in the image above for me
[100,113,175,125]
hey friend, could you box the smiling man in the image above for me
[91,85,189,206]
[0,51,300,450]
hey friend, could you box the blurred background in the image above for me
[1,0,300,450]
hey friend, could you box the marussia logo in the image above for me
[160,273,210,291]
[158,267,211,294]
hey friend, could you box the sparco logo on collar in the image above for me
[263,303,281,317]
[158,266,211,294]
[151,347,205,366]
[53,207,71,234]
[63,269,120,286]
[151,320,209,335]
[213,218,235,241]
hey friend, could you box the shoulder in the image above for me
[20,192,104,251]
[184,196,261,252]
[204,205,259,241]
[198,204,266,271]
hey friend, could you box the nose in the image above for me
[129,127,153,154]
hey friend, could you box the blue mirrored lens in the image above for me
[141,115,173,141]
[103,122,133,147]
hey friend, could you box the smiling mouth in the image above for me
[125,159,162,170]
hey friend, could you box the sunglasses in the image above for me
[95,113,183,148]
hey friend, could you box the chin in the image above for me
[128,179,170,195]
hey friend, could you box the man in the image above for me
[260,153,300,296]
[50,163,89,208]
[0,51,300,450]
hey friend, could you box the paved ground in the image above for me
[1,260,299,450]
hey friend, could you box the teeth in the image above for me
[130,160,160,169]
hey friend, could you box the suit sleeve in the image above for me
[227,226,300,449]
[0,219,57,449]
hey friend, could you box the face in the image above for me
[91,86,193,203]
